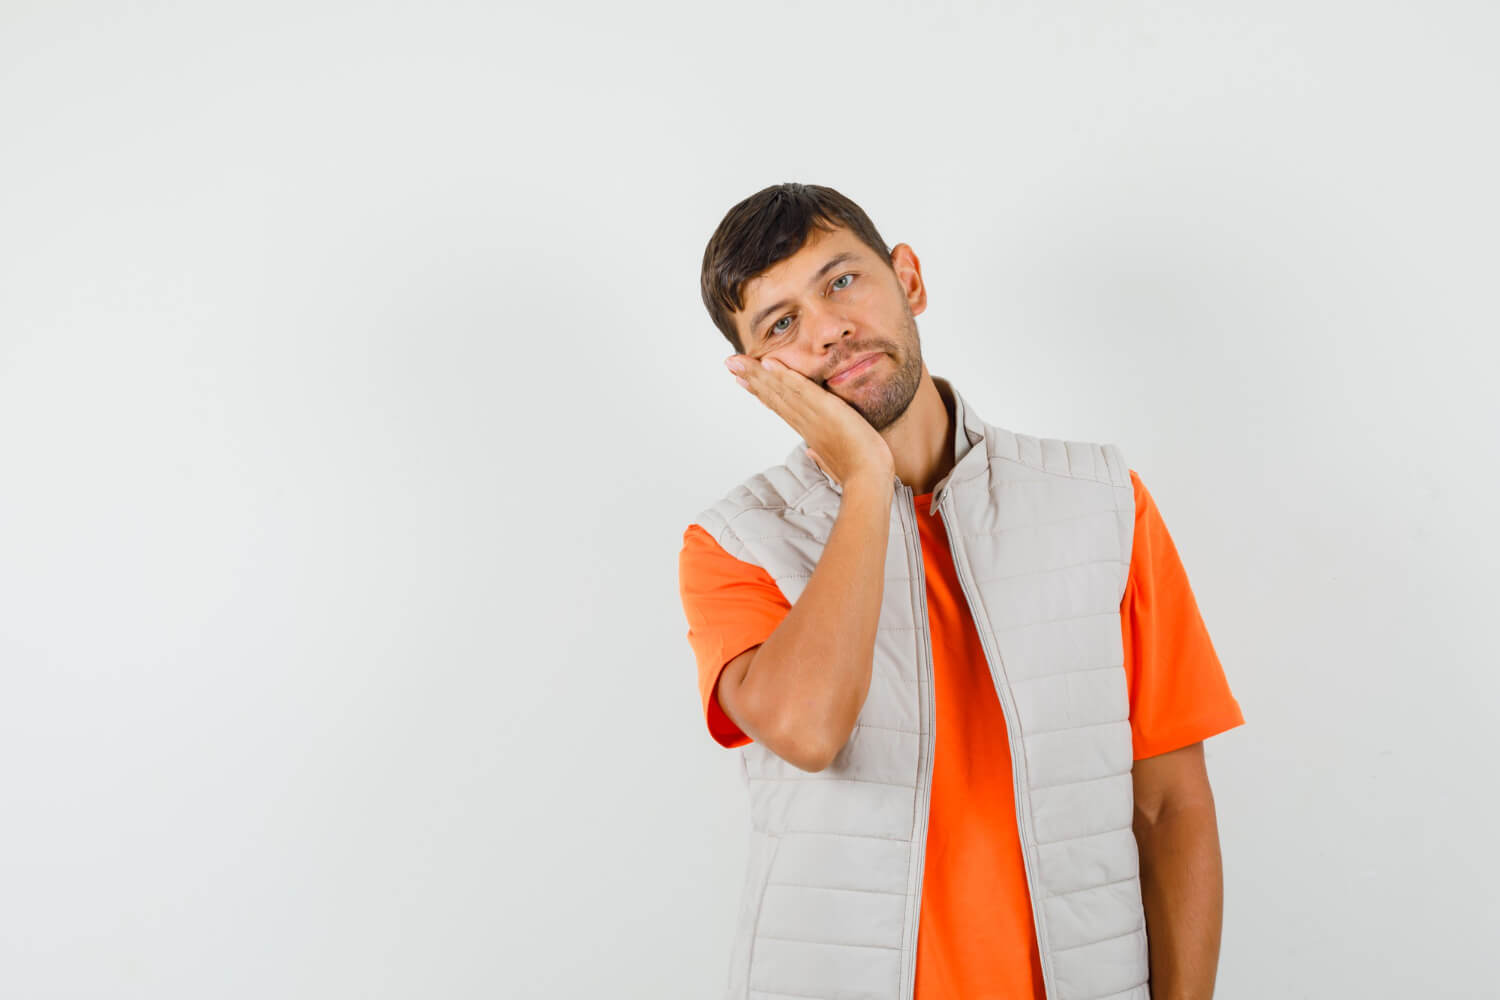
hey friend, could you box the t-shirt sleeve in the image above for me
[677,523,792,748]
[1121,469,1245,760]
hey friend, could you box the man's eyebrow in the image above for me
[747,250,862,342]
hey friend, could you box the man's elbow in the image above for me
[766,716,841,773]
[721,659,829,771]
[731,666,854,772]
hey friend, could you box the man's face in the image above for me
[734,225,927,431]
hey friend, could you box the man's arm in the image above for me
[715,473,893,773]
[1132,740,1224,1000]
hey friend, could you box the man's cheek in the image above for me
[763,350,813,379]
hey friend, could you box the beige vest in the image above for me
[692,376,1150,1000]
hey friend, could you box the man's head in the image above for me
[700,182,929,431]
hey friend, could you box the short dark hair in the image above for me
[700,182,893,354]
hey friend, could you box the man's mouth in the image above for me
[828,353,881,385]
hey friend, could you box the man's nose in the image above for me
[810,303,854,349]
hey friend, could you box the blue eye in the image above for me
[766,274,855,339]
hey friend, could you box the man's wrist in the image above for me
[842,469,896,498]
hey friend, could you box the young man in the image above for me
[678,182,1244,1000]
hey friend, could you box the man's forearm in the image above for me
[1134,800,1225,1000]
[738,473,892,767]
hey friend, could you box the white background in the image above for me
[2,1,1497,997]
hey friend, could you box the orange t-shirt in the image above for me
[677,469,1244,1000]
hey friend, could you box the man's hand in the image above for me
[724,354,893,488]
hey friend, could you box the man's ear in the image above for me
[889,243,927,316]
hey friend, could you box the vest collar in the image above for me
[929,375,989,507]
[788,374,990,506]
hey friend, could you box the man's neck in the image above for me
[881,370,955,496]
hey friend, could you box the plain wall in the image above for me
[1,1,1496,997]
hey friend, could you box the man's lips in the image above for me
[827,353,881,385]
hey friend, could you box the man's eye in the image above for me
[766,274,853,339]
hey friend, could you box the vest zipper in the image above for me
[897,482,937,1000]
[937,489,1060,1000]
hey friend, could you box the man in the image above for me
[678,182,1244,1000]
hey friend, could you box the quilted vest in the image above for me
[692,376,1150,1000]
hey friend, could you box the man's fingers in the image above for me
[726,354,782,396]
[724,354,762,393]
[725,354,815,426]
